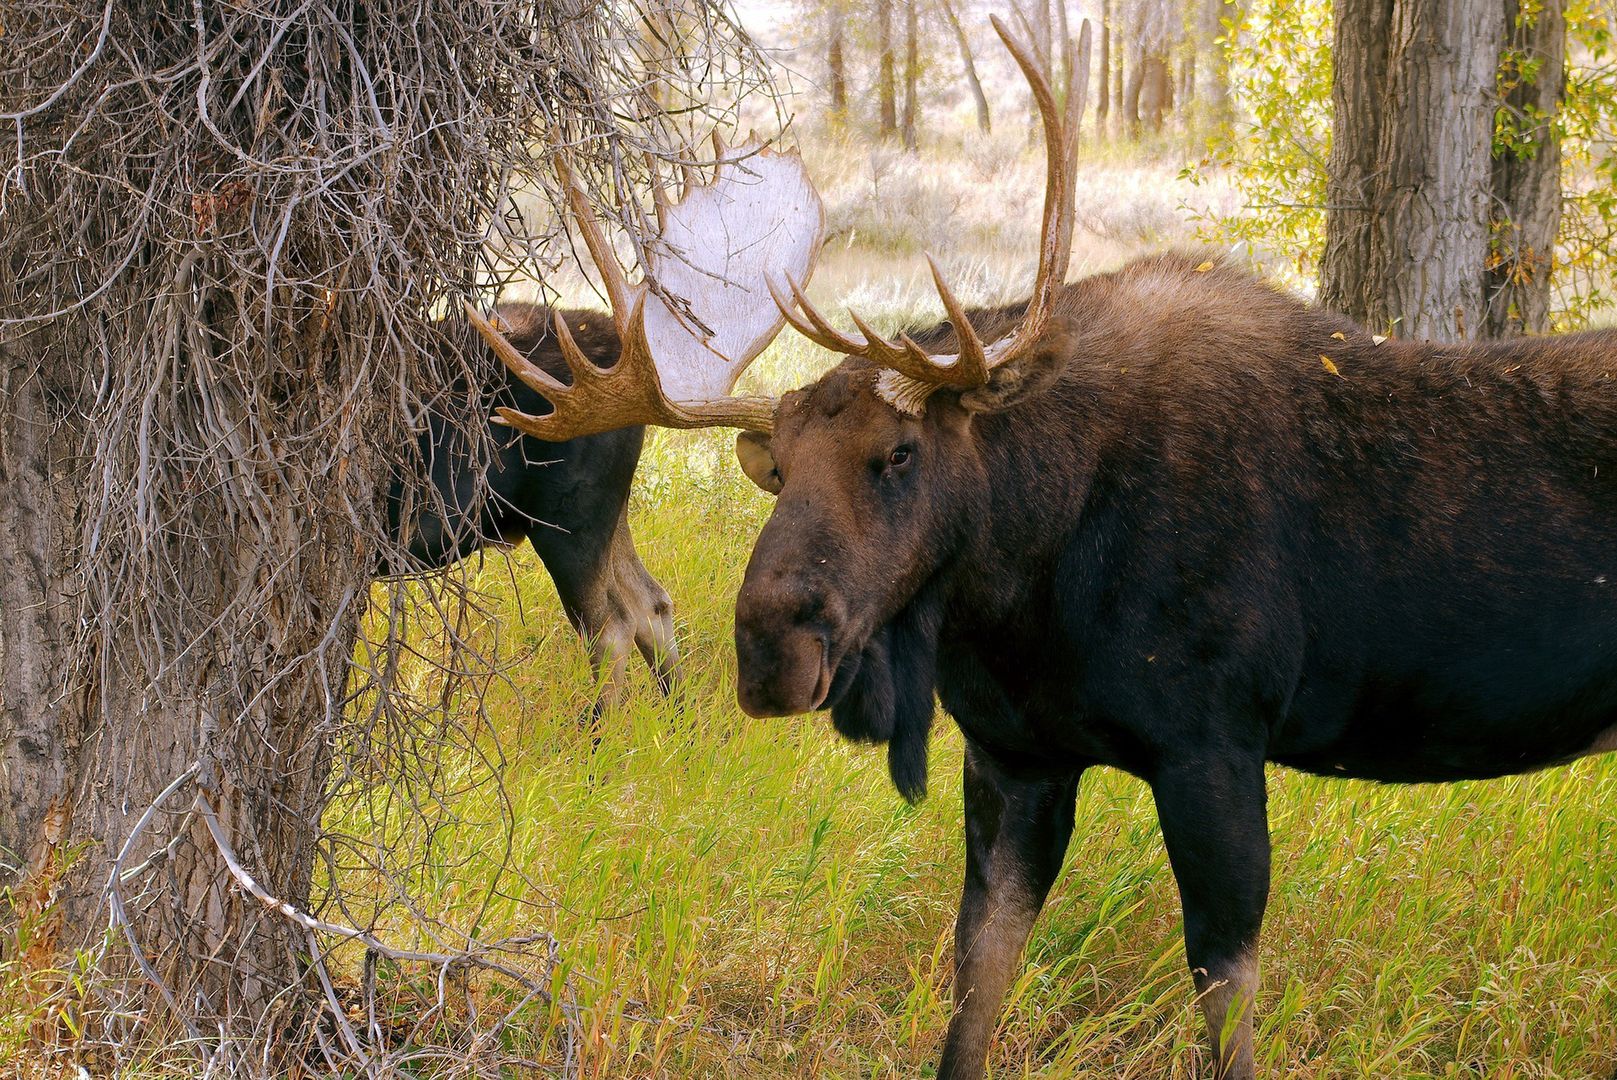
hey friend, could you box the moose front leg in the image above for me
[937,743,1083,1080]
[1153,754,1270,1079]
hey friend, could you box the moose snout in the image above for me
[734,571,840,718]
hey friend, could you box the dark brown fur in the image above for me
[733,252,1617,1078]
[386,305,678,714]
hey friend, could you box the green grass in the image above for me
[330,401,1617,1077]
[328,154,1617,1075]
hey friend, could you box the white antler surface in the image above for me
[471,137,823,441]
[642,139,824,403]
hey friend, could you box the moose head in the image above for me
[473,16,1077,802]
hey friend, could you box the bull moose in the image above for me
[470,20,1617,1080]
[383,308,679,715]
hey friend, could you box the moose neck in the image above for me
[932,365,1110,643]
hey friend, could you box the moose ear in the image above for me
[735,431,783,494]
[956,315,1078,415]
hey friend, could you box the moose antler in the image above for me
[470,135,825,439]
[770,15,1080,414]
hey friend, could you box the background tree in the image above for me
[904,0,923,148]
[1320,0,1508,340]
[942,0,995,131]
[1489,0,1567,335]
[0,0,769,1071]
[829,0,851,119]
[880,0,901,135]
[1098,0,1114,137]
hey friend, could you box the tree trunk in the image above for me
[941,0,992,132]
[1373,0,1506,340]
[1069,19,1093,151]
[902,0,920,149]
[1034,0,1055,75]
[0,242,359,1039]
[1487,0,1565,335]
[1123,20,1145,138]
[879,0,899,136]
[1321,0,1506,341]
[1056,0,1073,90]
[828,0,849,121]
[1320,0,1395,322]
[0,325,85,959]
[1140,51,1170,133]
[1,2,702,1068]
[1114,20,1126,136]
[1097,0,1112,139]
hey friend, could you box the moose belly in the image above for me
[1273,662,1617,783]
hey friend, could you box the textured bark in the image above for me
[1322,0,1506,342]
[0,326,84,930]
[902,0,920,149]
[1487,0,1565,335]
[1319,0,1395,322]
[879,0,898,136]
[1373,0,1505,340]
[940,0,991,132]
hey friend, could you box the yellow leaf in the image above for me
[1331,331,1346,341]
[1194,261,1215,272]
[1372,334,1388,345]
[1320,355,1343,378]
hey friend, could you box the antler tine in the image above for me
[553,154,635,326]
[483,135,823,442]
[988,15,1077,362]
[489,289,776,439]
[550,308,609,386]
[923,253,990,386]
[846,309,916,369]
[768,275,855,354]
[781,275,873,355]
[466,302,568,398]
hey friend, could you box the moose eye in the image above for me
[887,446,913,469]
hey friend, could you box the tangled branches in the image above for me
[0,1,773,1074]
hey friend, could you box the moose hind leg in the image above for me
[1153,754,1270,1080]
[937,743,1084,1080]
